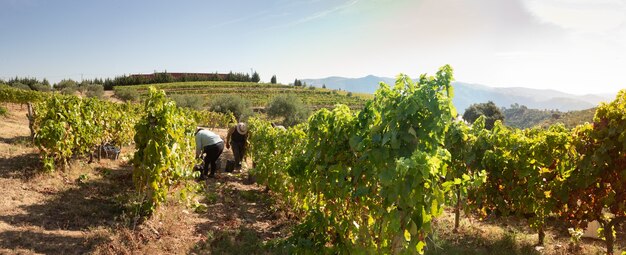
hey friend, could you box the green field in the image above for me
[113,81,369,109]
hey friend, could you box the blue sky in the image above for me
[1,0,625,95]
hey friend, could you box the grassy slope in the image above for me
[113,81,369,109]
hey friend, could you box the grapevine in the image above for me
[32,94,139,171]
[249,65,456,253]
[132,87,196,216]
[560,90,626,255]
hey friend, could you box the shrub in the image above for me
[116,89,140,102]
[76,84,88,94]
[55,79,78,91]
[0,105,7,117]
[85,84,104,98]
[11,83,31,90]
[61,86,78,95]
[266,94,311,127]
[170,94,206,110]
[209,94,252,121]
[32,83,52,92]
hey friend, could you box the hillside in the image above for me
[538,107,597,129]
[502,104,596,129]
[113,81,366,109]
[302,75,396,94]
[302,76,615,112]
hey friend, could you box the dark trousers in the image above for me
[231,141,246,167]
[202,141,224,176]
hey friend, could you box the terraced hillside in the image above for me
[113,81,368,109]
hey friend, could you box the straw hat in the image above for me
[236,122,248,135]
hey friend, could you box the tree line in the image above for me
[105,71,262,89]
[1,71,267,91]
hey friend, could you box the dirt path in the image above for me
[0,104,293,254]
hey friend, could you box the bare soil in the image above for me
[102,91,123,104]
[426,205,626,255]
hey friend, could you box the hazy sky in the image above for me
[1,0,625,94]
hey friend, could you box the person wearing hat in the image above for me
[226,122,248,169]
[195,128,224,179]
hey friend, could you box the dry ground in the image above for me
[102,91,122,103]
[426,208,625,255]
[0,102,623,254]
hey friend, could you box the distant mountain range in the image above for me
[302,75,616,112]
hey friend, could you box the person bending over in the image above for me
[195,128,224,179]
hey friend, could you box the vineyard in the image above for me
[113,81,368,109]
[0,67,625,254]
[247,66,626,254]
[0,84,50,104]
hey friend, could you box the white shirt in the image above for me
[195,129,223,156]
